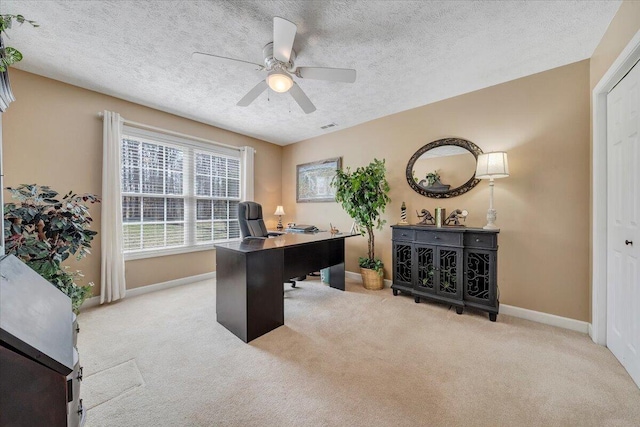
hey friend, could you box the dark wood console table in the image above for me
[391,225,500,321]
[215,232,353,342]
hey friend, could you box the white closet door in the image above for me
[607,61,640,388]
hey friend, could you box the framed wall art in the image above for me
[296,157,342,203]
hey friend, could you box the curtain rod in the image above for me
[97,112,248,152]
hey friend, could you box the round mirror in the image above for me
[406,138,483,198]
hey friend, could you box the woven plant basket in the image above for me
[360,267,384,290]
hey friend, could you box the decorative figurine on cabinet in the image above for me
[416,209,435,225]
[444,209,469,226]
[399,202,408,224]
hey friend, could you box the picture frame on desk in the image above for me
[349,221,358,235]
[296,157,342,203]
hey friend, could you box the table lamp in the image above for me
[274,205,285,230]
[475,152,509,230]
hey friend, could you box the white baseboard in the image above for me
[84,270,591,334]
[498,304,589,334]
[82,295,101,309]
[345,270,361,282]
[346,271,590,334]
[81,271,216,310]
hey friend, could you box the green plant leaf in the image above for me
[0,14,38,71]
[2,47,23,64]
[332,159,391,264]
[359,257,384,276]
[3,184,100,312]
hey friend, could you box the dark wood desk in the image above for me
[215,232,352,342]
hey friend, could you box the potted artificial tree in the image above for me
[3,184,100,312]
[332,158,390,290]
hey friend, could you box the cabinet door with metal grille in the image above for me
[464,249,497,308]
[413,244,437,295]
[392,242,413,289]
[435,247,462,299]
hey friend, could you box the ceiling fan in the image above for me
[192,17,356,114]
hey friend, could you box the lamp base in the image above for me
[277,216,283,231]
[483,209,499,230]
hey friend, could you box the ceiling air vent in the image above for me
[320,122,338,130]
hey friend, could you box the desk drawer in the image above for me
[464,232,497,249]
[416,230,462,246]
[392,228,414,241]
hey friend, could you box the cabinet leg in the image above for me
[392,289,399,296]
[455,306,463,315]
[414,296,420,304]
[489,313,497,322]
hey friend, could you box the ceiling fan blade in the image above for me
[289,83,316,114]
[273,17,297,63]
[296,67,356,83]
[237,81,268,107]
[192,52,264,71]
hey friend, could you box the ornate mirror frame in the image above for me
[406,137,483,199]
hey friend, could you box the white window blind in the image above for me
[120,126,242,259]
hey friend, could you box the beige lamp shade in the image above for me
[274,205,285,216]
[475,152,510,179]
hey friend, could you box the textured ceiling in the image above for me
[2,1,620,145]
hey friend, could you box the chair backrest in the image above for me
[238,201,269,238]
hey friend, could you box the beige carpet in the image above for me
[82,359,145,410]
[78,278,640,426]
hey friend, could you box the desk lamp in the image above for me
[274,205,285,230]
[475,152,509,230]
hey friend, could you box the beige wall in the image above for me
[283,60,591,321]
[590,1,640,91]
[2,70,282,294]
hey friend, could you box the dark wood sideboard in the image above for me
[391,225,499,321]
[0,254,85,426]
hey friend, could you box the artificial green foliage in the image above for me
[359,257,384,274]
[0,14,38,72]
[3,184,100,312]
[332,158,390,276]
[425,170,441,186]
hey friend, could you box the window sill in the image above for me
[124,240,240,261]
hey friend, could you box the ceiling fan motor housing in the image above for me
[263,42,296,73]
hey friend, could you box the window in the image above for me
[194,150,240,243]
[120,127,242,258]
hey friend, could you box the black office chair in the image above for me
[237,201,305,287]
[238,201,277,239]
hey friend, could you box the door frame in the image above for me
[592,29,640,345]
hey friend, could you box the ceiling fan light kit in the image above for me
[192,16,356,114]
[266,70,293,93]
